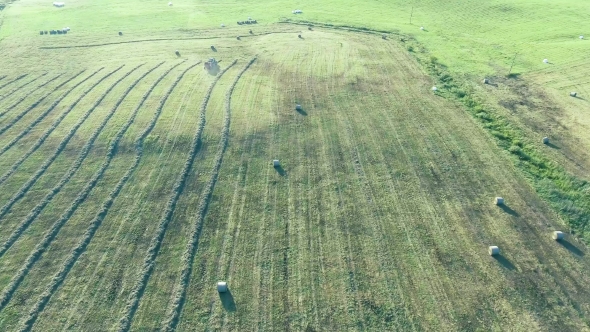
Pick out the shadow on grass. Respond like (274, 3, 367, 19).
(296, 107, 307, 116)
(499, 204, 519, 217)
(546, 142, 561, 150)
(506, 73, 521, 79)
(558, 239, 585, 257)
(493, 255, 516, 270)
(219, 290, 237, 312)
(274, 165, 287, 177)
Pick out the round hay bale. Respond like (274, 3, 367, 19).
(483, 78, 489, 84)
(382, 34, 387, 39)
(494, 197, 504, 205)
(488, 246, 500, 256)
(580, 35, 584, 40)
(309, 26, 313, 31)
(175, 50, 180, 56)
(221, 23, 225, 27)
(249, 29, 253, 34)
(296, 104, 302, 111)
(236, 36, 241, 40)
(431, 86, 437, 91)
(210, 45, 215, 50)
(273, 160, 280, 167)
(118, 31, 123, 36)
(217, 281, 228, 293)
(570, 92, 577, 97)
(44, 31, 48, 34)
(40, 31, 44, 35)
(543, 59, 549, 64)
(542, 137, 549, 144)
(553, 231, 564, 240)
(298, 34, 302, 38)
(168, 1, 172, 5)
(420, 26, 424, 30)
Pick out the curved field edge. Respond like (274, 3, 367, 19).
(116, 59, 237, 332)
(15, 61, 185, 332)
(163, 57, 256, 331)
(283, 21, 590, 246)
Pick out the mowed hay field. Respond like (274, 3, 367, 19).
(0, 1, 590, 332)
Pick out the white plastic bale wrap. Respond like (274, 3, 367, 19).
(489, 246, 500, 256)
(217, 281, 228, 293)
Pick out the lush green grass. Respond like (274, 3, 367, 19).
(0, 0, 589, 331)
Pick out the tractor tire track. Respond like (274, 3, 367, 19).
(0, 63, 154, 313)
(15, 62, 184, 332)
(163, 58, 255, 332)
(0, 65, 129, 228)
(0, 72, 82, 137)
(0, 69, 102, 158)
(116, 60, 236, 332)
(0, 73, 48, 103)
(0, 74, 64, 119)
(0, 74, 27, 93)
(0, 64, 160, 258)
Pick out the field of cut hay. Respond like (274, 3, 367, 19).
(0, 0, 589, 331)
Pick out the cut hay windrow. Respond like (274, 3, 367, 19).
(0, 69, 102, 158)
(15, 61, 186, 332)
(0, 72, 82, 137)
(0, 64, 163, 259)
(0, 74, 28, 93)
(0, 65, 133, 224)
(0, 63, 158, 312)
(0, 73, 48, 103)
(117, 59, 237, 332)
(0, 75, 6, 82)
(162, 57, 255, 332)
(0, 74, 64, 118)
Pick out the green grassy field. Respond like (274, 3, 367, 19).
(0, 0, 589, 331)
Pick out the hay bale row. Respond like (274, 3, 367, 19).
(162, 58, 254, 331)
(0, 70, 107, 258)
(17, 62, 181, 330)
(0, 65, 142, 312)
(237, 20, 257, 25)
(116, 61, 219, 332)
(45, 29, 69, 35)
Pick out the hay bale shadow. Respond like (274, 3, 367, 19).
(219, 290, 237, 312)
(558, 239, 585, 256)
(274, 165, 287, 176)
(499, 204, 519, 217)
(206, 66, 220, 76)
(546, 142, 561, 150)
(296, 107, 307, 116)
(493, 255, 516, 270)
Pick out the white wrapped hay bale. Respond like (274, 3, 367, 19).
(542, 137, 549, 144)
(553, 231, 564, 240)
(489, 246, 500, 256)
(217, 281, 228, 293)
(273, 160, 280, 167)
(495, 197, 504, 205)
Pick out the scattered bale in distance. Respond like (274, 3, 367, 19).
(298, 34, 302, 38)
(382, 34, 387, 39)
(252, 20, 257, 24)
(221, 23, 225, 27)
(175, 50, 180, 56)
(210, 45, 215, 50)
(542, 137, 549, 144)
(295, 104, 302, 111)
(570, 92, 577, 97)
(543, 59, 549, 64)
(309, 26, 313, 31)
(420, 26, 424, 30)
(580, 35, 584, 40)
(40, 31, 44, 35)
(248, 16, 251, 20)
(236, 36, 241, 40)
(63, 29, 68, 34)
(57, 29, 63, 34)
(237, 21, 242, 25)
(488, 246, 500, 256)
(168, 1, 172, 5)
(553, 231, 564, 240)
(249, 29, 253, 34)
(64, 27, 70, 31)
(495, 197, 504, 205)
(431, 86, 437, 91)
(119, 31, 123, 36)
(217, 282, 228, 293)
(483, 78, 489, 84)
(44, 31, 48, 34)
(273, 160, 280, 167)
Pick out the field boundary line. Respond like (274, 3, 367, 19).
(15, 61, 187, 332)
(0, 72, 83, 137)
(0, 73, 48, 103)
(163, 57, 255, 332)
(0, 74, 64, 116)
(0, 63, 157, 314)
(116, 60, 234, 332)
(0, 69, 102, 158)
(0, 65, 131, 225)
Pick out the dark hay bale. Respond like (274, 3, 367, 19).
(175, 50, 180, 56)
(249, 29, 253, 34)
(57, 29, 63, 34)
(483, 78, 489, 84)
(236, 36, 241, 40)
(210, 45, 215, 50)
(119, 31, 123, 36)
(298, 34, 302, 38)
(252, 20, 257, 24)
(237, 21, 242, 25)
(63, 29, 68, 34)
(382, 34, 387, 39)
(40, 31, 44, 35)
(308, 26, 313, 31)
